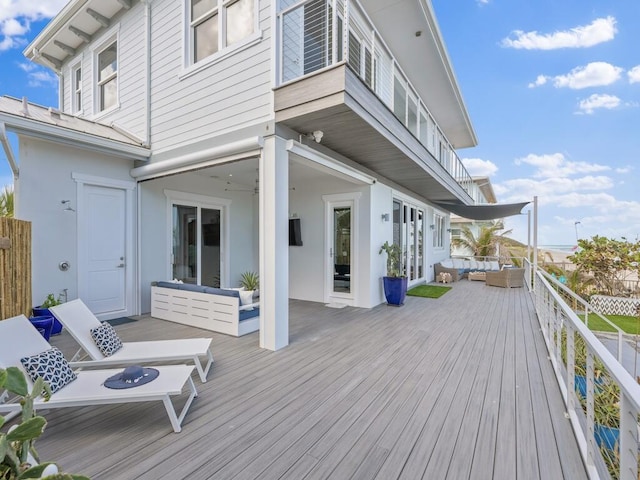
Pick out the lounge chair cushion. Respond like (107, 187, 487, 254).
(21, 347, 77, 394)
(90, 322, 124, 357)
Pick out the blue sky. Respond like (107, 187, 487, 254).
(0, 0, 638, 246)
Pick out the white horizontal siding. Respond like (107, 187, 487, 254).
(148, 0, 274, 154)
(94, 2, 146, 139)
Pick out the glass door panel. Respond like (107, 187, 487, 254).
(333, 206, 351, 293)
(172, 204, 222, 286)
(201, 208, 221, 287)
(172, 205, 197, 284)
(408, 207, 416, 281)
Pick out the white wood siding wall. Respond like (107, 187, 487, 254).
(148, 0, 273, 154)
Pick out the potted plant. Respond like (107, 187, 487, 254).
(0, 366, 88, 479)
(32, 294, 63, 335)
(239, 271, 259, 298)
(379, 241, 407, 306)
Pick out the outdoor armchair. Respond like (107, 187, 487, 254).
(485, 268, 526, 288)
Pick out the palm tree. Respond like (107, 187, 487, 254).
(0, 185, 13, 218)
(452, 224, 512, 258)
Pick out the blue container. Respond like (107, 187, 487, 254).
(383, 277, 408, 306)
(595, 424, 619, 451)
(29, 316, 54, 341)
(33, 307, 63, 335)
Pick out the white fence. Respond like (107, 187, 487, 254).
(591, 295, 640, 317)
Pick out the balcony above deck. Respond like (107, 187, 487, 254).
(275, 64, 473, 205)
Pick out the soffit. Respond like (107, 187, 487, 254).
(24, 0, 129, 69)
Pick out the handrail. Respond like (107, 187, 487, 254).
(276, 0, 473, 196)
(534, 268, 640, 480)
(538, 269, 624, 364)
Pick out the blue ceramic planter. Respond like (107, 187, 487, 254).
(29, 316, 54, 341)
(33, 307, 63, 335)
(383, 277, 408, 306)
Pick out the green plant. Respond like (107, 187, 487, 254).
(39, 294, 62, 309)
(0, 185, 13, 218)
(239, 271, 259, 291)
(0, 367, 88, 479)
(379, 242, 404, 278)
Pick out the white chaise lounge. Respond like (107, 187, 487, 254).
(50, 299, 214, 382)
(0, 315, 197, 433)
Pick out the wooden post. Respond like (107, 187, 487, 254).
(0, 218, 32, 319)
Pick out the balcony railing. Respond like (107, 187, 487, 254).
(276, 0, 474, 197)
(533, 265, 640, 480)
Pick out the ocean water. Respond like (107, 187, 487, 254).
(539, 245, 578, 253)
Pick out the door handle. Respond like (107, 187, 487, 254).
(117, 264, 125, 268)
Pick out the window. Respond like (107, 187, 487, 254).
(190, 0, 255, 64)
(433, 213, 445, 249)
(72, 65, 82, 113)
(97, 42, 117, 112)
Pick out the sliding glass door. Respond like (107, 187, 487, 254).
(172, 204, 222, 287)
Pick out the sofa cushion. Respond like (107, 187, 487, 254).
(239, 308, 260, 321)
(203, 287, 239, 298)
(488, 260, 500, 271)
(156, 281, 208, 293)
(441, 259, 453, 268)
(462, 260, 471, 269)
(476, 260, 486, 270)
(469, 259, 479, 270)
(452, 258, 464, 269)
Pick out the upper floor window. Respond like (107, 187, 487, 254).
(190, 0, 255, 64)
(72, 65, 82, 113)
(97, 42, 117, 112)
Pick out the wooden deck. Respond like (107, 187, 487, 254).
(41, 280, 586, 479)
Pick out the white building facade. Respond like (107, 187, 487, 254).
(1, 0, 478, 350)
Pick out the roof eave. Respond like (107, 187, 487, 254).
(0, 112, 150, 161)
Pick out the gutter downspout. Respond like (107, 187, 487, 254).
(0, 123, 19, 179)
(142, 0, 152, 147)
(57, 72, 64, 110)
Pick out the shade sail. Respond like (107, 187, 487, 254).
(434, 201, 530, 220)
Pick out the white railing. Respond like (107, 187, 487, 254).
(534, 267, 640, 480)
(277, 0, 473, 197)
(540, 269, 625, 366)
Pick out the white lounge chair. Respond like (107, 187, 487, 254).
(50, 299, 214, 382)
(0, 315, 197, 433)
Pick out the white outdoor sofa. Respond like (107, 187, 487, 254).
(434, 258, 502, 282)
(151, 282, 260, 337)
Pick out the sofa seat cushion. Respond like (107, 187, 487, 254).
(239, 308, 260, 321)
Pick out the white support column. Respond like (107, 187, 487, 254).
(259, 135, 289, 351)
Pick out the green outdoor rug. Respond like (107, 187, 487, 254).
(406, 284, 452, 299)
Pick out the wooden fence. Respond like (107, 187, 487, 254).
(0, 217, 32, 319)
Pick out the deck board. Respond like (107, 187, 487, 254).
(36, 280, 586, 479)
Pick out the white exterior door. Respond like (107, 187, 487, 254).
(81, 185, 127, 315)
(323, 193, 360, 306)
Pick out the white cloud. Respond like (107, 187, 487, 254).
(0, 1, 67, 52)
(528, 75, 548, 88)
(27, 70, 57, 87)
(513, 153, 610, 178)
(501, 16, 617, 50)
(577, 93, 621, 114)
(628, 66, 640, 84)
(555, 62, 622, 89)
(615, 166, 633, 174)
(530, 62, 623, 90)
(461, 158, 498, 177)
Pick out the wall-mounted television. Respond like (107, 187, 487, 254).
(289, 218, 303, 246)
